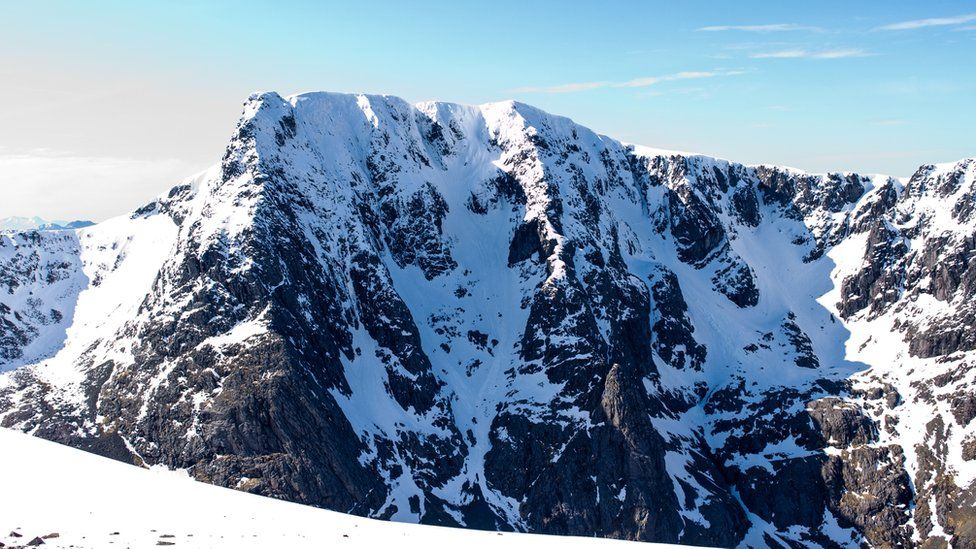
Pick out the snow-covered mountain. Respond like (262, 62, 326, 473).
(0, 91, 973, 548)
(0, 216, 94, 232)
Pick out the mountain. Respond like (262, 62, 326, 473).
(0, 427, 677, 549)
(0, 216, 95, 232)
(0, 91, 973, 548)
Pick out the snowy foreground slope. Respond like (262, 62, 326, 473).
(1, 91, 975, 547)
(0, 427, 677, 549)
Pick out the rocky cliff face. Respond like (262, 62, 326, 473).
(1, 91, 974, 548)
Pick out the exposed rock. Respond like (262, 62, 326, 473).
(953, 393, 976, 426)
(807, 398, 877, 447)
(837, 219, 906, 319)
(822, 445, 913, 547)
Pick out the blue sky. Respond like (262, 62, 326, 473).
(1, 1, 974, 220)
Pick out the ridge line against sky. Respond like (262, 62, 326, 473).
(0, 0, 973, 221)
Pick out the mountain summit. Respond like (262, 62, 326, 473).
(1, 91, 974, 547)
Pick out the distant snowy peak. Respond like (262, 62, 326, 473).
(0, 216, 94, 232)
(1, 90, 974, 548)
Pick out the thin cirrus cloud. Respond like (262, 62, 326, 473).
(511, 70, 745, 94)
(697, 23, 823, 33)
(877, 13, 976, 30)
(751, 48, 870, 59)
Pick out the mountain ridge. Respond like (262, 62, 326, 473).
(0, 216, 95, 232)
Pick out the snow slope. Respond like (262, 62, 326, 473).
(0, 427, 687, 549)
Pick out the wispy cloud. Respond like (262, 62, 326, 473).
(511, 70, 745, 94)
(751, 48, 870, 59)
(618, 71, 742, 88)
(697, 23, 823, 33)
(877, 13, 976, 30)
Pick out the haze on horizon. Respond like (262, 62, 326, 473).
(1, 0, 974, 222)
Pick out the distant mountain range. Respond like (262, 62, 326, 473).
(0, 91, 973, 547)
(0, 216, 94, 232)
